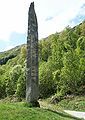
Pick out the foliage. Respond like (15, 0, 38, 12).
(6, 65, 23, 96)
(57, 96, 85, 112)
(15, 70, 26, 98)
(39, 61, 57, 98)
(39, 95, 85, 112)
(0, 21, 85, 99)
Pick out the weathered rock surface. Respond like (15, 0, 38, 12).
(26, 2, 39, 106)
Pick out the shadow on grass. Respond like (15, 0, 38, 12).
(47, 109, 82, 120)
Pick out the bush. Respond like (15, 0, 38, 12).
(15, 72, 26, 98)
(39, 61, 57, 98)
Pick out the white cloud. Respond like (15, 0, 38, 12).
(0, 0, 85, 42)
(0, 0, 28, 41)
(78, 4, 85, 16)
(35, 0, 85, 38)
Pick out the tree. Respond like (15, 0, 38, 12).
(51, 34, 63, 70)
(15, 72, 26, 98)
(39, 60, 57, 98)
(60, 50, 80, 95)
(39, 38, 52, 62)
(6, 65, 22, 96)
(76, 36, 85, 94)
(15, 66, 26, 98)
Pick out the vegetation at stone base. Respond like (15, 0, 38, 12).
(0, 102, 82, 120)
(0, 21, 85, 100)
(39, 96, 85, 112)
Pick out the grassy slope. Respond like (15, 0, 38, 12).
(39, 96, 85, 112)
(57, 96, 85, 112)
(0, 45, 21, 59)
(0, 102, 82, 120)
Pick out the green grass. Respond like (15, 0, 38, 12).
(0, 102, 82, 120)
(57, 96, 85, 112)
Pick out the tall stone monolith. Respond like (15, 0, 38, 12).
(26, 2, 39, 107)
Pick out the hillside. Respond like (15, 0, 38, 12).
(0, 21, 85, 101)
(0, 102, 81, 120)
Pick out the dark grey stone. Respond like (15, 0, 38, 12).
(26, 2, 39, 106)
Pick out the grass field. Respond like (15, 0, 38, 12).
(0, 102, 82, 120)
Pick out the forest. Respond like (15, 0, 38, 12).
(0, 21, 85, 101)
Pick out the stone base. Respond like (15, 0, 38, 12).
(25, 101, 40, 107)
(30, 101, 40, 107)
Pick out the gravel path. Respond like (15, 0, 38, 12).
(64, 110, 85, 119)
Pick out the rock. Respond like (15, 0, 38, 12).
(26, 2, 39, 107)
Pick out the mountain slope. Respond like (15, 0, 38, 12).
(0, 21, 85, 99)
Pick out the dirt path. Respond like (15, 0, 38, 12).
(39, 100, 85, 119)
(64, 110, 85, 119)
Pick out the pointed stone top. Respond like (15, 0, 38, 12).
(30, 2, 34, 9)
(28, 1, 37, 26)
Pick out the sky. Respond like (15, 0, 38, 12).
(0, 0, 85, 52)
